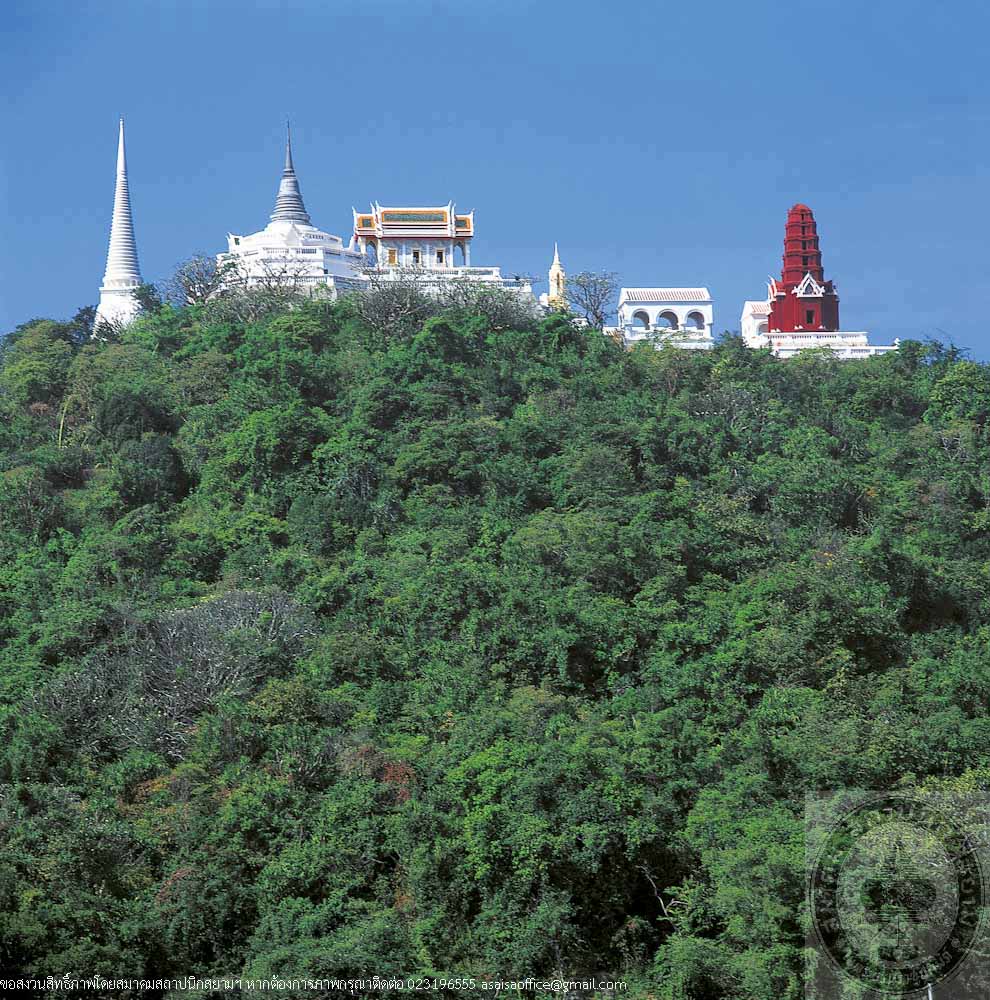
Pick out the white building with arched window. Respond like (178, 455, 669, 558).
(740, 299, 772, 346)
(609, 287, 715, 349)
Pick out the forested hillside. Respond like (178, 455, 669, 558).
(1, 294, 989, 998)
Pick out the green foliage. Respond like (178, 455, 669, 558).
(2, 299, 990, 997)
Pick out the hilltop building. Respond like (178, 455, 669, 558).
(353, 204, 532, 294)
(95, 119, 143, 329)
(768, 203, 839, 333)
(739, 300, 771, 343)
(354, 203, 473, 269)
(607, 288, 715, 349)
(86, 120, 905, 363)
(742, 204, 897, 359)
(217, 126, 365, 296)
(539, 244, 567, 310)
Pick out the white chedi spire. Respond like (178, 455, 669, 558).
(548, 242, 566, 307)
(95, 118, 143, 329)
(269, 122, 312, 225)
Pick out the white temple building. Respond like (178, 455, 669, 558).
(86, 123, 906, 363)
(95, 119, 143, 329)
(740, 299, 772, 344)
(353, 203, 533, 294)
(607, 288, 715, 349)
(217, 136, 534, 300)
(218, 126, 366, 296)
(740, 299, 899, 359)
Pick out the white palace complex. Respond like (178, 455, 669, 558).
(92, 122, 898, 359)
(212, 128, 530, 299)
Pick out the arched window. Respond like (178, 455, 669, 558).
(365, 241, 378, 267)
(631, 310, 650, 329)
(655, 311, 678, 330)
(757, 322, 768, 335)
(685, 311, 705, 330)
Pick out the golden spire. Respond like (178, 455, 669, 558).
(548, 243, 566, 308)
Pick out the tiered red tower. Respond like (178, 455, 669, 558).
(767, 204, 840, 333)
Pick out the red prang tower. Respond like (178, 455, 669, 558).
(767, 203, 840, 333)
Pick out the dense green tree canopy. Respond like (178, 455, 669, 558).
(1, 297, 989, 998)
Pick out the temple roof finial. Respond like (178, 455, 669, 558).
(270, 121, 311, 225)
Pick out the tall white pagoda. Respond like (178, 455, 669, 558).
(95, 118, 143, 329)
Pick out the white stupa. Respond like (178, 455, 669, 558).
(218, 125, 366, 295)
(95, 118, 143, 329)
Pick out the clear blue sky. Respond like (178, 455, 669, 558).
(2, 0, 989, 355)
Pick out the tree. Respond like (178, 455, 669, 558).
(0, 319, 76, 406)
(197, 257, 313, 324)
(162, 254, 235, 306)
(66, 306, 97, 343)
(567, 269, 620, 329)
(133, 283, 163, 315)
(7, 289, 990, 997)
(240, 256, 315, 298)
(928, 360, 990, 425)
(438, 277, 540, 332)
(348, 265, 439, 344)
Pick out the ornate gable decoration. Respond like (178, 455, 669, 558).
(793, 272, 825, 297)
(353, 202, 473, 240)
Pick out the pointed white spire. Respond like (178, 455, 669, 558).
(548, 242, 566, 308)
(270, 121, 312, 225)
(95, 118, 143, 328)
